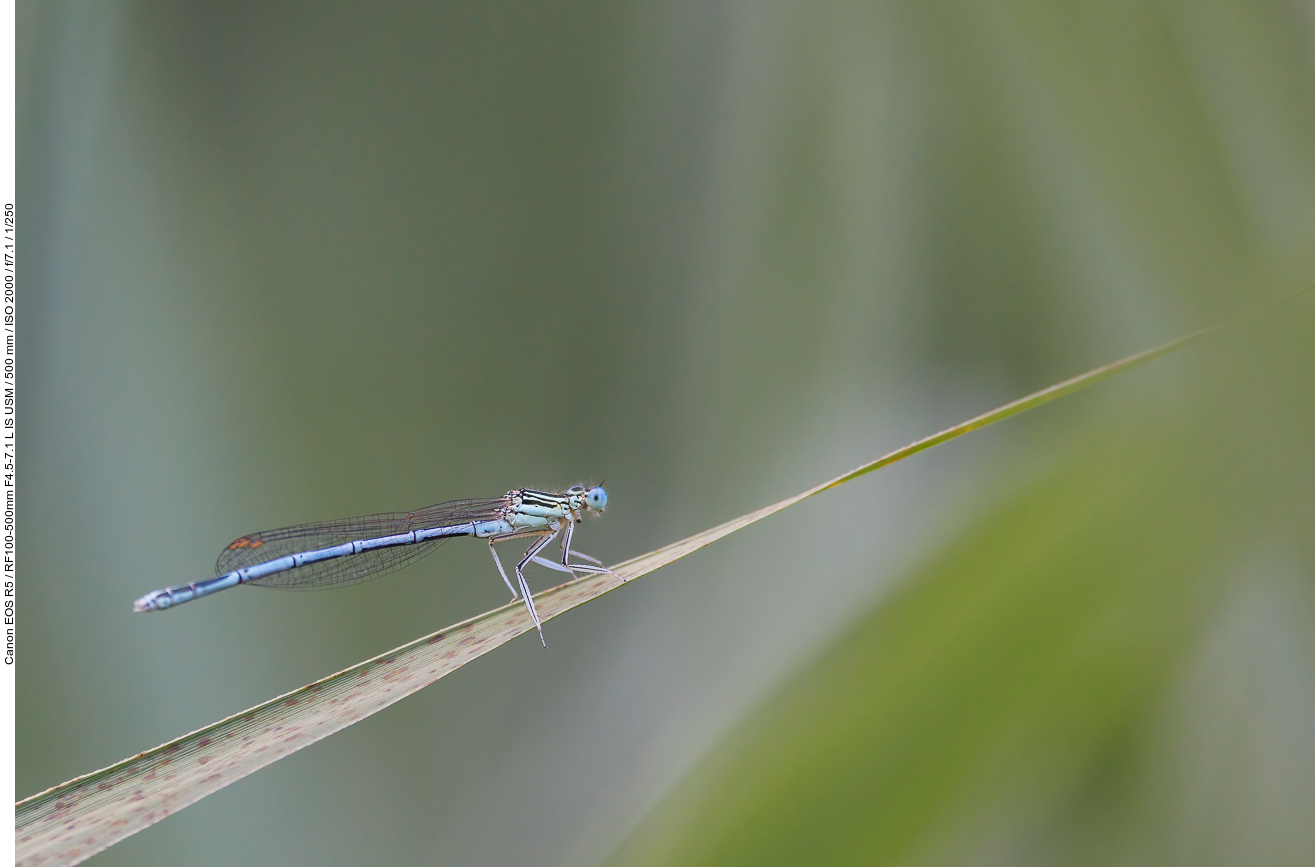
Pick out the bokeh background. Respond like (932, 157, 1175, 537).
(18, 1, 1315, 865)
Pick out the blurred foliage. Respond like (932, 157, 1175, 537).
(19, 0, 1315, 865)
(609, 311, 1315, 866)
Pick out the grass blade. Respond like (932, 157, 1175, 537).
(12, 313, 1238, 866)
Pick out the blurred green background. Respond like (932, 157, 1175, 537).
(18, 1, 1315, 865)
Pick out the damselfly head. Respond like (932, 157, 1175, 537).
(565, 484, 607, 513)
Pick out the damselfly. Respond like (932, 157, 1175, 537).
(133, 485, 615, 646)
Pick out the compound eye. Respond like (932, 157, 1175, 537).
(586, 487, 607, 511)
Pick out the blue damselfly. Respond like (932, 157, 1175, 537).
(133, 485, 614, 646)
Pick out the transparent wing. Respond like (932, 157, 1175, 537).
(214, 498, 507, 590)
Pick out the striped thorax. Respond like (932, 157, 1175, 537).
(471, 485, 608, 538)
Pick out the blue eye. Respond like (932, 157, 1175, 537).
(586, 487, 607, 510)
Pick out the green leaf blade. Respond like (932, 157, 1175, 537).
(20, 299, 1282, 867)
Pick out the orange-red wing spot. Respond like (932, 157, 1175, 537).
(250, 540, 263, 548)
(228, 538, 252, 550)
